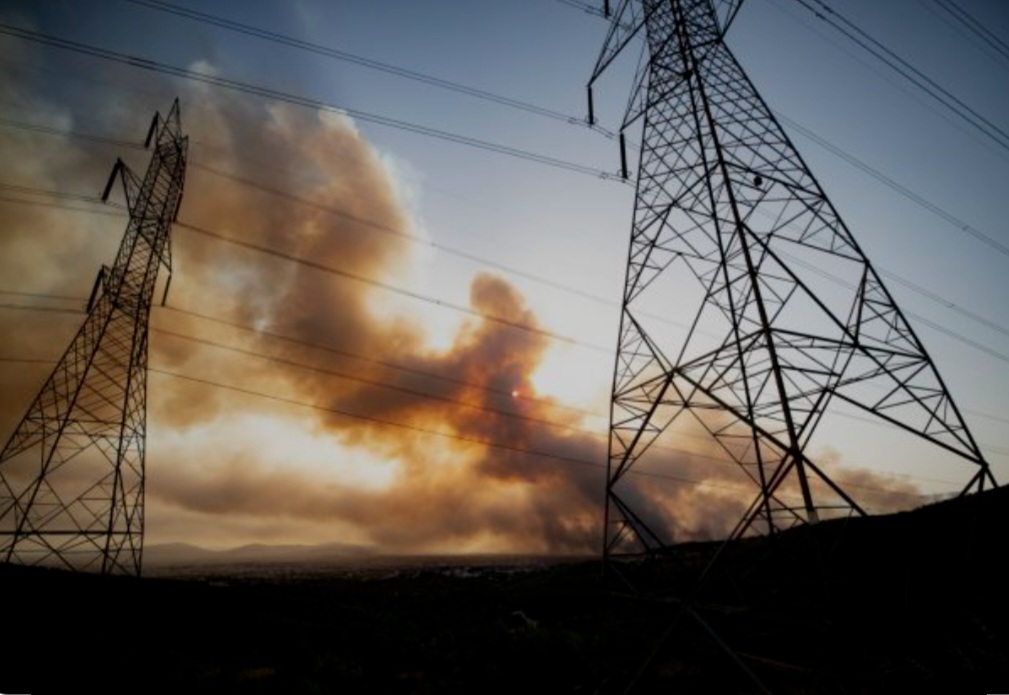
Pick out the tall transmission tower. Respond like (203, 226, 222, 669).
(0, 99, 187, 575)
(589, 0, 997, 558)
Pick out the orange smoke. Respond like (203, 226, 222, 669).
(0, 45, 923, 555)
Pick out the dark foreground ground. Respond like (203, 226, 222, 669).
(3, 486, 1009, 694)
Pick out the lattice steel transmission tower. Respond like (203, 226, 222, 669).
(0, 99, 187, 575)
(589, 1, 997, 558)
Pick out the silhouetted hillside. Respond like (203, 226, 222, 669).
(3, 486, 1007, 694)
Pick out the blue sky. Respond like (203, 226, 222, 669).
(0, 0, 1007, 550)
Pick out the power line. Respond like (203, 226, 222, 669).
(190, 162, 623, 308)
(7, 284, 984, 475)
(777, 111, 1009, 258)
(0, 348, 967, 508)
(0, 25, 992, 504)
(877, 268, 1009, 340)
(191, 191, 1009, 368)
(143, 362, 929, 500)
(0, 356, 55, 365)
(0, 353, 598, 476)
(930, 0, 1009, 66)
(125, 0, 617, 138)
(154, 304, 1009, 457)
(3, 127, 1008, 429)
(156, 321, 1009, 481)
(147, 336, 936, 498)
(5, 126, 1007, 354)
(158, 305, 601, 419)
(0, 116, 145, 151)
(777, 247, 1009, 366)
(4, 174, 1009, 368)
(11, 8, 998, 286)
(0, 286, 600, 420)
(147, 364, 791, 497)
(149, 321, 779, 476)
(9, 289, 1009, 442)
(0, 177, 611, 353)
(0, 290, 82, 302)
(0, 194, 124, 218)
(11, 150, 1009, 371)
(154, 323, 821, 480)
(190, 161, 692, 336)
(553, 0, 1009, 258)
(204, 147, 1009, 348)
(0, 117, 627, 309)
(152, 324, 598, 440)
(0, 303, 83, 315)
(172, 215, 1009, 366)
(0, 180, 109, 207)
(552, 0, 610, 20)
(791, 0, 1009, 154)
(0, 305, 992, 486)
(1, 344, 987, 500)
(173, 219, 612, 354)
(0, 291, 88, 315)
(0, 21, 623, 181)
(826, 399, 1009, 459)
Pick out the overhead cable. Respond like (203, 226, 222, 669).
(125, 0, 617, 137)
(792, 0, 1009, 154)
(0, 22, 623, 181)
(3, 178, 1007, 363)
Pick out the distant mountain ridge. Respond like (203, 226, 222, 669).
(144, 540, 377, 566)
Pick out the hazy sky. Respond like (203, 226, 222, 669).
(1, 0, 1007, 552)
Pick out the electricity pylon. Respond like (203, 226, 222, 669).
(0, 99, 187, 575)
(590, 0, 997, 559)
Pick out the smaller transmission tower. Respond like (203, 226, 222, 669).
(0, 99, 187, 575)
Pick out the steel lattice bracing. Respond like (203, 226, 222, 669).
(591, 1, 997, 557)
(0, 100, 187, 575)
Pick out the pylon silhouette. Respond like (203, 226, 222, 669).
(0, 99, 187, 575)
(589, 0, 997, 559)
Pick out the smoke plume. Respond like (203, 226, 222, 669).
(0, 39, 925, 555)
